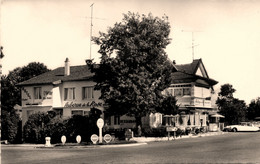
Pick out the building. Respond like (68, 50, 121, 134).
(162, 59, 221, 131)
(18, 58, 221, 131)
(18, 58, 105, 127)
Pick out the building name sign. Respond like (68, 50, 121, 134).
(64, 101, 103, 108)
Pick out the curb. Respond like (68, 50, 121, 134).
(132, 132, 227, 143)
(34, 142, 147, 149)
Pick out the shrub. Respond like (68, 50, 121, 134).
(143, 127, 167, 137)
(23, 108, 102, 144)
(1, 110, 21, 143)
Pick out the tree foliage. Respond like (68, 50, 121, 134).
(1, 62, 50, 143)
(23, 108, 101, 144)
(89, 12, 175, 127)
(247, 97, 260, 121)
(156, 94, 179, 115)
(216, 84, 246, 125)
(23, 112, 56, 143)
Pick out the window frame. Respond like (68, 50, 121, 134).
(64, 87, 75, 100)
(82, 86, 94, 100)
(34, 87, 42, 99)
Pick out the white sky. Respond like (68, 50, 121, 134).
(1, 0, 260, 104)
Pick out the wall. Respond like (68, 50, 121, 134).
(21, 85, 53, 107)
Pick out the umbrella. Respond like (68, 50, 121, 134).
(210, 114, 225, 118)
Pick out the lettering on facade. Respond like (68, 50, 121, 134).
(64, 101, 103, 108)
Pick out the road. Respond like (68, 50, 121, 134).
(2, 132, 260, 163)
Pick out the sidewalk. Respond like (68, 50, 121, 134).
(1, 131, 226, 148)
(132, 131, 227, 143)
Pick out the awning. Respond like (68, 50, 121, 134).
(210, 114, 225, 118)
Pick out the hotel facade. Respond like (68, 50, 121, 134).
(18, 58, 221, 131)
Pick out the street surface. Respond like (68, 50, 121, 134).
(2, 132, 260, 163)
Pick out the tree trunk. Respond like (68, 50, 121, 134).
(135, 116, 142, 137)
(135, 116, 142, 128)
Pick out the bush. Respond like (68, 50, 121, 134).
(64, 115, 91, 143)
(23, 112, 56, 143)
(23, 108, 102, 144)
(143, 127, 167, 137)
(1, 110, 21, 143)
(105, 129, 126, 140)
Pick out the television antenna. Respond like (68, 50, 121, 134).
(86, 3, 106, 60)
(89, 3, 94, 60)
(182, 30, 202, 61)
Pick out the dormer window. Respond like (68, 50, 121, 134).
(34, 87, 42, 99)
(64, 88, 75, 100)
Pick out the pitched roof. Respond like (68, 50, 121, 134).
(18, 58, 218, 87)
(18, 65, 93, 86)
(172, 59, 218, 86)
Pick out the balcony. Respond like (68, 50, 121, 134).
(177, 96, 212, 108)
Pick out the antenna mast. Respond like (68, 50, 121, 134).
(90, 3, 94, 60)
(182, 30, 201, 61)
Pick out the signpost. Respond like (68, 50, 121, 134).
(91, 134, 99, 144)
(166, 127, 177, 140)
(61, 135, 66, 145)
(97, 118, 104, 143)
(104, 134, 112, 143)
(76, 135, 81, 144)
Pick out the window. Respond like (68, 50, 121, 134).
(34, 87, 42, 99)
(174, 88, 182, 96)
(183, 88, 191, 96)
(114, 115, 120, 125)
(71, 110, 83, 116)
(82, 87, 94, 99)
(64, 88, 75, 100)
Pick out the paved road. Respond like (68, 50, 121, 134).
(2, 132, 260, 163)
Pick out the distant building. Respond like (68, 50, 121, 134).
(18, 58, 221, 131)
(162, 59, 221, 131)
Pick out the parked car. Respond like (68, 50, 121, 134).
(223, 122, 260, 132)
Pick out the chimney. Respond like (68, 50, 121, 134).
(65, 58, 70, 76)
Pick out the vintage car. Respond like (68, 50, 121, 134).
(224, 122, 260, 132)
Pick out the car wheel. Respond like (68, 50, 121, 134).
(232, 128, 237, 132)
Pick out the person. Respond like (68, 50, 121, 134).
(137, 125, 142, 137)
(125, 129, 132, 141)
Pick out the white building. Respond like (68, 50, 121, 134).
(18, 58, 221, 131)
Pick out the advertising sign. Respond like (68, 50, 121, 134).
(91, 134, 99, 144)
(166, 127, 177, 132)
(76, 135, 81, 143)
(104, 134, 112, 143)
(61, 135, 66, 145)
(97, 118, 104, 128)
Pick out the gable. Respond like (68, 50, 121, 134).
(193, 60, 209, 79)
(195, 63, 208, 78)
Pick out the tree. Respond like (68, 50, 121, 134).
(89, 12, 175, 127)
(156, 94, 179, 115)
(1, 62, 50, 143)
(216, 84, 247, 125)
(247, 97, 260, 121)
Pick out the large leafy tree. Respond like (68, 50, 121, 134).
(216, 84, 247, 125)
(156, 94, 179, 115)
(1, 62, 50, 143)
(247, 97, 260, 121)
(1, 62, 50, 112)
(89, 12, 175, 127)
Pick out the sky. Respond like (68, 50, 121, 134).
(1, 0, 260, 104)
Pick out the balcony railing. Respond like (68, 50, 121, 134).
(177, 96, 212, 108)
